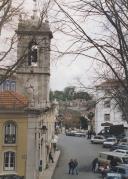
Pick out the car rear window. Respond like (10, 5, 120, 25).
(107, 139, 116, 142)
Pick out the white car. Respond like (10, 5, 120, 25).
(114, 149, 128, 155)
(74, 132, 86, 137)
(91, 135, 105, 144)
(103, 137, 117, 148)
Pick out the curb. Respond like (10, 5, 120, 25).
(51, 150, 61, 179)
(41, 150, 61, 179)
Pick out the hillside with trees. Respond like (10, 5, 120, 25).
(50, 86, 95, 129)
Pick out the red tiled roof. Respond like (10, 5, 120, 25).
(0, 91, 28, 109)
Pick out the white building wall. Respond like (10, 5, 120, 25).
(95, 87, 127, 134)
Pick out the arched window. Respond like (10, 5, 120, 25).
(4, 122, 16, 144)
(4, 151, 15, 171)
(28, 41, 38, 66)
(11, 82, 16, 91)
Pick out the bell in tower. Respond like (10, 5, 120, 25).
(16, 1, 53, 108)
(28, 40, 38, 66)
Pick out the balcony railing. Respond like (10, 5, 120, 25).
(4, 134, 16, 144)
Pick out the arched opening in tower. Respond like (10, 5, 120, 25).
(28, 40, 38, 66)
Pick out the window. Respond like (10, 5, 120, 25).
(104, 114, 110, 121)
(4, 151, 15, 171)
(6, 82, 10, 91)
(105, 89, 111, 95)
(104, 100, 110, 108)
(4, 122, 16, 144)
(11, 82, 16, 91)
(28, 41, 38, 66)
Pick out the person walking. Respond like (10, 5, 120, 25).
(74, 159, 79, 175)
(49, 151, 54, 163)
(68, 159, 75, 175)
(92, 158, 99, 172)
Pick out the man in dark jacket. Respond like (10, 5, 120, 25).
(49, 151, 54, 163)
(68, 159, 75, 175)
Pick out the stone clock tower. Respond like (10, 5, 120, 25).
(16, 12, 53, 108)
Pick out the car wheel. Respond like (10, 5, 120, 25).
(91, 141, 94, 144)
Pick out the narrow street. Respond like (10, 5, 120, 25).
(53, 134, 107, 179)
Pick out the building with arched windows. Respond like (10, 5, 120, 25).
(0, 91, 28, 177)
(0, 6, 58, 179)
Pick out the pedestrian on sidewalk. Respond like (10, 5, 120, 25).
(49, 151, 54, 163)
(74, 159, 79, 175)
(68, 159, 75, 175)
(92, 158, 99, 173)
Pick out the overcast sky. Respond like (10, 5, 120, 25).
(23, 0, 97, 91)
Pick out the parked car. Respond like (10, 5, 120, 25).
(110, 144, 128, 151)
(98, 151, 128, 167)
(91, 135, 105, 144)
(74, 131, 86, 137)
(103, 137, 117, 148)
(112, 165, 128, 179)
(65, 130, 76, 136)
(105, 173, 122, 179)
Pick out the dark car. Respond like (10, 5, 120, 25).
(110, 144, 128, 151)
(105, 173, 122, 179)
(111, 165, 128, 179)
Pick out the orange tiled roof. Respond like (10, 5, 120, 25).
(0, 91, 28, 109)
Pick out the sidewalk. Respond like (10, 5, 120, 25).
(40, 150, 60, 179)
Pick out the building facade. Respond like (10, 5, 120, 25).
(0, 8, 57, 179)
(95, 81, 128, 134)
(0, 89, 28, 178)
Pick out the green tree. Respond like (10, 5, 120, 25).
(73, 91, 92, 101)
(80, 116, 88, 129)
(64, 86, 75, 100)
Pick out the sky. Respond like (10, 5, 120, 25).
(0, 0, 98, 91)
(22, 0, 98, 91)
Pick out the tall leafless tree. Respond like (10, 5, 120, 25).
(52, 0, 128, 121)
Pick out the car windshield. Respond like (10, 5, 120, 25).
(106, 139, 115, 142)
(116, 150, 126, 153)
(119, 146, 128, 150)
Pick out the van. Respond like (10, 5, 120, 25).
(98, 151, 128, 165)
